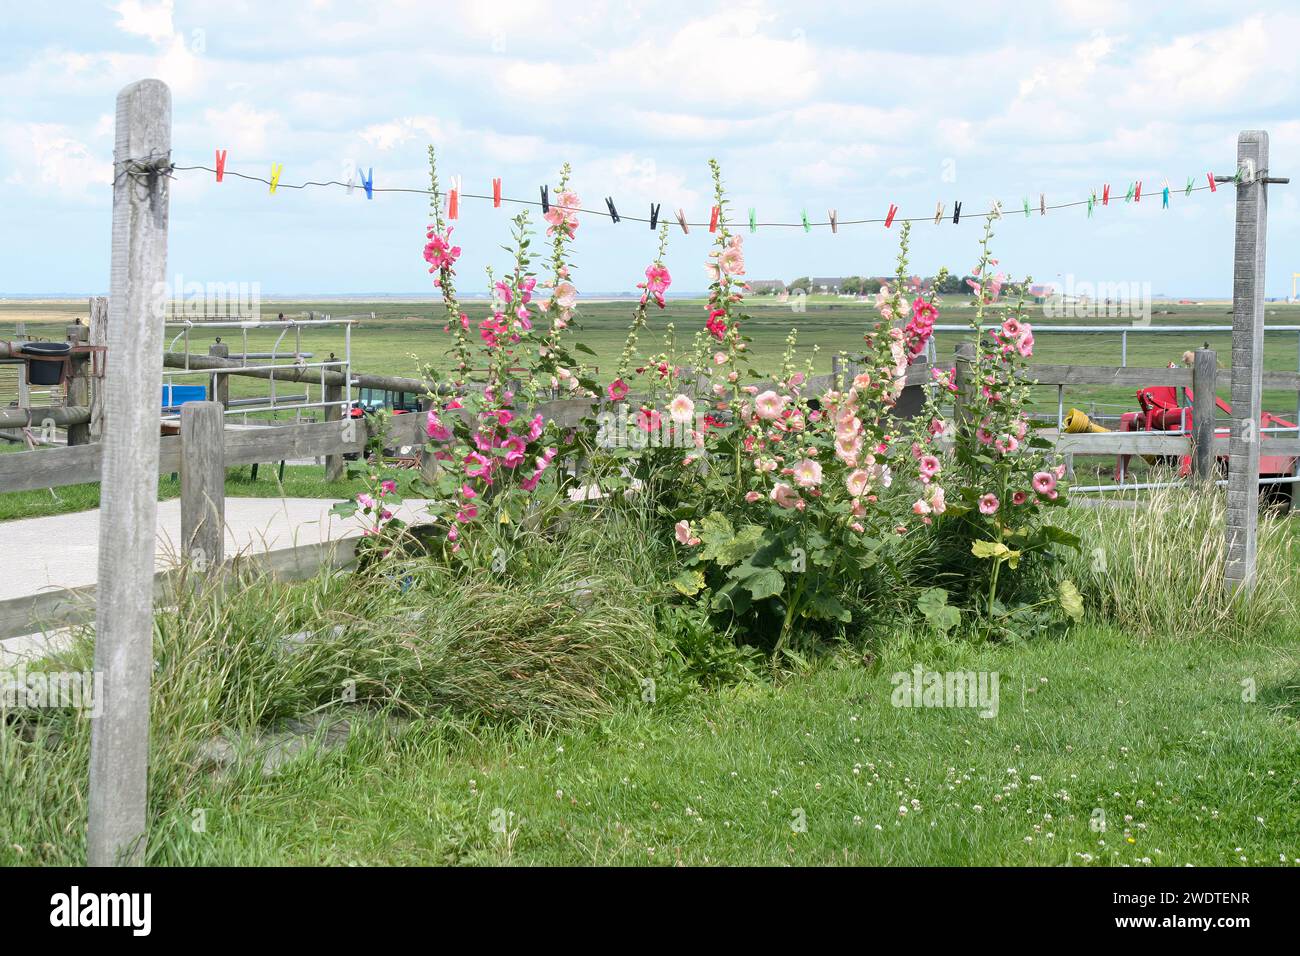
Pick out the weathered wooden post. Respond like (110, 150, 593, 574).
(88, 297, 108, 440)
(207, 341, 230, 407)
(952, 341, 977, 431)
(1191, 347, 1218, 483)
(65, 323, 91, 445)
(180, 401, 225, 570)
(1223, 131, 1274, 592)
(324, 378, 346, 481)
(87, 79, 171, 867)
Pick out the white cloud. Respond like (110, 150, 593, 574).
(110, 0, 176, 45)
(0, 123, 108, 197)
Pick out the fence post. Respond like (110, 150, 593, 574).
(181, 401, 225, 571)
(1191, 347, 1217, 483)
(88, 297, 108, 440)
(87, 79, 171, 867)
(324, 381, 346, 480)
(65, 323, 90, 445)
(952, 341, 977, 431)
(1223, 132, 1269, 593)
(207, 341, 229, 407)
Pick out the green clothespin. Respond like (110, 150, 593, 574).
(801, 209, 810, 232)
(1124, 182, 1135, 203)
(1185, 177, 1194, 196)
(1023, 197, 1030, 217)
(1162, 186, 1170, 209)
(1087, 192, 1095, 217)
(749, 208, 757, 233)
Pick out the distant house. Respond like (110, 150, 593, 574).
(749, 279, 787, 295)
(811, 277, 849, 293)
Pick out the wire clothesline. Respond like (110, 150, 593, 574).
(167, 160, 1235, 230)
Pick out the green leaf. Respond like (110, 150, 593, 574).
(1058, 579, 1084, 621)
(670, 569, 706, 596)
(574, 342, 598, 357)
(330, 502, 359, 517)
(743, 567, 785, 601)
(917, 587, 960, 633)
(806, 591, 852, 623)
(971, 540, 1021, 568)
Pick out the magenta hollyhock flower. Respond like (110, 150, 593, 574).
(1011, 490, 1029, 505)
(502, 435, 527, 468)
(978, 493, 1000, 515)
(607, 379, 630, 402)
(636, 408, 662, 432)
(423, 227, 461, 272)
(1032, 471, 1057, 495)
(426, 411, 452, 441)
(527, 414, 545, 441)
(644, 263, 671, 295)
(464, 452, 492, 478)
(357, 493, 375, 509)
(380, 479, 397, 495)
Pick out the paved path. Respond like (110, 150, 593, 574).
(0, 497, 431, 602)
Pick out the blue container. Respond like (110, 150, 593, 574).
(162, 384, 208, 410)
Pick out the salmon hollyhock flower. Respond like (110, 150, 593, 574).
(674, 520, 701, 546)
(1032, 471, 1057, 495)
(978, 493, 1000, 515)
(668, 394, 695, 425)
(846, 468, 871, 498)
(754, 390, 788, 421)
(791, 458, 823, 489)
(770, 482, 800, 509)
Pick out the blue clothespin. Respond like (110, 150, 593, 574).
(1162, 183, 1170, 209)
(359, 167, 373, 200)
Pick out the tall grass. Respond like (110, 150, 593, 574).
(1055, 483, 1297, 640)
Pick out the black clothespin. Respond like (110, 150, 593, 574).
(540, 185, 549, 213)
(606, 197, 620, 223)
(952, 201, 962, 225)
(649, 202, 660, 230)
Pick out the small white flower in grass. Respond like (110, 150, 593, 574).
(973, 805, 984, 813)
(873, 824, 883, 831)
(852, 815, 863, 826)
(555, 789, 563, 798)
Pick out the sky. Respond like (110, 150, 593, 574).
(2, 0, 1299, 298)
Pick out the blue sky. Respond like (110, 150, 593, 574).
(2, 0, 1298, 297)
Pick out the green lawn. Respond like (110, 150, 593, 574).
(154, 623, 1299, 866)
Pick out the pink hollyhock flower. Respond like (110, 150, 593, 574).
(455, 505, 478, 523)
(357, 493, 375, 509)
(919, 454, 941, 479)
(380, 479, 397, 495)
(493, 409, 515, 427)
(423, 227, 461, 272)
(464, 452, 492, 478)
(791, 458, 823, 489)
(713, 352, 728, 366)
(554, 281, 578, 311)
(607, 379, 629, 402)
(502, 435, 527, 468)
(461, 484, 478, 499)
(850, 521, 865, 533)
(1032, 471, 1057, 495)
(636, 408, 662, 432)
(706, 309, 728, 341)
(978, 493, 1000, 515)
(1017, 331, 1034, 357)
(1012, 490, 1029, 505)
(846, 468, 871, 497)
(976, 427, 995, 446)
(668, 394, 695, 425)
(644, 263, 671, 295)
(426, 411, 452, 442)
(1001, 318, 1022, 339)
(718, 236, 745, 276)
(674, 520, 700, 546)
(543, 190, 581, 234)
(527, 414, 545, 442)
(770, 483, 800, 509)
(994, 434, 1020, 454)
(744, 490, 762, 503)
(929, 485, 947, 514)
(1053, 463, 1067, 479)
(913, 498, 932, 515)
(754, 390, 788, 421)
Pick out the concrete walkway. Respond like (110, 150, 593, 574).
(0, 496, 431, 602)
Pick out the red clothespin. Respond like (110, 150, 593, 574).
(492, 178, 501, 208)
(1102, 183, 1110, 206)
(215, 149, 227, 183)
(1135, 180, 1142, 203)
(828, 209, 838, 234)
(884, 203, 898, 228)
(708, 205, 720, 233)
(448, 176, 461, 219)
(675, 209, 690, 234)
(1207, 172, 1217, 192)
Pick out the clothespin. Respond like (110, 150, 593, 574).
(541, 185, 549, 213)
(675, 209, 689, 234)
(828, 209, 838, 234)
(1039, 193, 1046, 215)
(800, 209, 810, 233)
(360, 167, 374, 200)
(990, 200, 1002, 220)
(1102, 183, 1110, 206)
(952, 201, 961, 225)
(448, 176, 460, 219)
(492, 178, 501, 208)
(884, 203, 898, 228)
(345, 166, 356, 196)
(269, 163, 283, 194)
(1207, 172, 1217, 193)
(748, 208, 756, 233)
(1135, 181, 1142, 203)
(1087, 192, 1095, 217)
(215, 149, 227, 183)
(709, 205, 720, 233)
(649, 203, 660, 230)
(1185, 177, 1194, 197)
(1023, 197, 1030, 218)
(1124, 182, 1134, 203)
(605, 197, 620, 223)
(934, 201, 944, 225)
(1161, 177, 1170, 209)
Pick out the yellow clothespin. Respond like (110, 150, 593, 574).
(269, 163, 284, 194)
(934, 201, 944, 225)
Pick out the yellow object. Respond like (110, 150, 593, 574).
(269, 163, 284, 194)
(1064, 408, 1109, 434)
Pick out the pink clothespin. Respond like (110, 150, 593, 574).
(1207, 172, 1217, 192)
(708, 205, 719, 233)
(884, 203, 898, 228)
(215, 149, 227, 183)
(492, 178, 501, 208)
(676, 209, 690, 234)
(448, 176, 461, 219)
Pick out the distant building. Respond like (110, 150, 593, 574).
(811, 277, 849, 293)
(749, 279, 786, 295)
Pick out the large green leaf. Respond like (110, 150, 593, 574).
(1058, 579, 1084, 621)
(743, 567, 786, 601)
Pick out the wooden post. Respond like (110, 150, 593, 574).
(1224, 132, 1269, 593)
(180, 401, 225, 569)
(952, 341, 977, 431)
(207, 341, 230, 407)
(1191, 347, 1217, 483)
(65, 324, 91, 445)
(87, 79, 171, 868)
(88, 297, 108, 440)
(324, 381, 345, 480)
